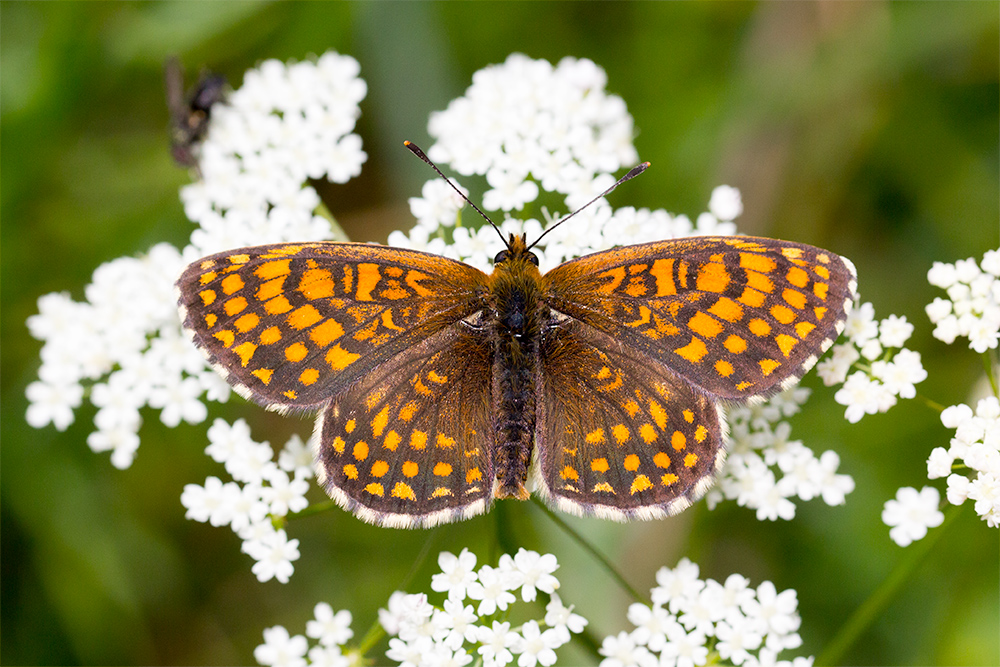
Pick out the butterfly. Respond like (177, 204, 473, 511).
(176, 146, 856, 528)
(164, 56, 226, 169)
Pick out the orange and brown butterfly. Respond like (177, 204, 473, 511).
(176, 143, 857, 528)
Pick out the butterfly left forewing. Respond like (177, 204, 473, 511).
(535, 316, 725, 519)
(542, 236, 856, 402)
(177, 242, 489, 413)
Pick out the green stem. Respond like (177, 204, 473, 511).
(914, 393, 946, 413)
(981, 352, 998, 398)
(313, 200, 350, 242)
(531, 498, 647, 604)
(354, 531, 439, 660)
(284, 499, 337, 521)
(816, 504, 963, 666)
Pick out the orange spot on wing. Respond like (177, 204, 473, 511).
(402, 461, 419, 477)
(741, 253, 777, 273)
(630, 475, 653, 494)
(787, 266, 809, 288)
(409, 429, 426, 448)
(365, 482, 384, 497)
(696, 262, 730, 293)
(684, 453, 699, 467)
(371, 460, 389, 477)
(288, 304, 323, 330)
(264, 295, 293, 315)
(355, 263, 380, 300)
(653, 452, 671, 468)
(783, 288, 807, 310)
(260, 327, 281, 345)
(708, 297, 743, 322)
(688, 312, 724, 338)
(639, 423, 658, 443)
(776, 333, 798, 357)
(252, 368, 273, 384)
(676, 337, 708, 363)
(433, 462, 452, 476)
(233, 341, 256, 367)
(326, 344, 360, 370)
(623, 454, 640, 471)
(310, 319, 345, 347)
(299, 368, 319, 385)
(651, 258, 676, 295)
(256, 259, 291, 280)
(724, 335, 747, 353)
(672, 431, 687, 450)
(235, 312, 259, 333)
(560, 465, 579, 480)
(715, 359, 734, 377)
(372, 406, 390, 437)
(591, 458, 609, 472)
(343, 463, 358, 479)
(353, 441, 368, 460)
(299, 269, 335, 300)
(224, 296, 246, 316)
(737, 287, 766, 308)
(285, 342, 308, 362)
(759, 359, 781, 376)
(612, 424, 630, 444)
(748, 318, 771, 337)
(770, 304, 796, 324)
(221, 274, 244, 295)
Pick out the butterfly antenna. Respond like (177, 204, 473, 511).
(404, 141, 507, 246)
(527, 161, 650, 251)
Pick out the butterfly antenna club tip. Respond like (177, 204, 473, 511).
(404, 141, 505, 245)
(528, 160, 651, 250)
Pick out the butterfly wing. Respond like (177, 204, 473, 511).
(534, 317, 725, 519)
(316, 320, 494, 527)
(177, 242, 490, 413)
(542, 236, 857, 401)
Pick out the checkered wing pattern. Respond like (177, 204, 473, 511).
(177, 242, 489, 413)
(315, 323, 494, 528)
(535, 318, 724, 519)
(542, 236, 857, 402)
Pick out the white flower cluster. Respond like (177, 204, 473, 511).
(881, 486, 945, 547)
(599, 558, 810, 667)
(25, 244, 221, 468)
(180, 52, 367, 256)
(180, 419, 314, 583)
(255, 603, 355, 667)
(706, 387, 855, 521)
(390, 54, 739, 274)
(427, 54, 638, 212)
(816, 302, 927, 423)
(925, 249, 1000, 353)
(929, 397, 1000, 527)
(25, 51, 365, 467)
(380, 548, 586, 667)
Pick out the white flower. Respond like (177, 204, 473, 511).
(261, 468, 310, 517)
(467, 564, 517, 616)
(254, 626, 308, 667)
(878, 314, 914, 348)
(708, 185, 743, 221)
(507, 548, 560, 602)
(882, 486, 945, 547)
(511, 620, 562, 667)
(244, 528, 300, 583)
(659, 624, 709, 667)
(476, 621, 519, 667)
(835, 372, 886, 423)
(743, 581, 801, 650)
(599, 630, 656, 667)
(545, 593, 588, 643)
(306, 603, 353, 647)
(409, 178, 467, 228)
(926, 447, 954, 479)
(431, 548, 479, 601)
(25, 380, 83, 431)
(715, 616, 763, 666)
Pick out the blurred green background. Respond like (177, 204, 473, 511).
(3, 2, 998, 665)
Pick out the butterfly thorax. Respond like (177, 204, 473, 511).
(488, 235, 548, 500)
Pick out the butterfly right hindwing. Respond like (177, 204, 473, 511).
(534, 316, 725, 520)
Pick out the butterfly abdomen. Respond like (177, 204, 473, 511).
(489, 246, 546, 500)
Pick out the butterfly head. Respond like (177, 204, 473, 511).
(493, 234, 539, 267)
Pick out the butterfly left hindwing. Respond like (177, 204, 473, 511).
(316, 321, 494, 528)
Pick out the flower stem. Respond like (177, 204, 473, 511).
(816, 503, 963, 666)
(354, 531, 439, 659)
(914, 393, 946, 413)
(982, 352, 998, 398)
(285, 499, 337, 521)
(531, 498, 648, 604)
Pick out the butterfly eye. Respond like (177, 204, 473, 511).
(494, 250, 509, 264)
(527, 253, 539, 267)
